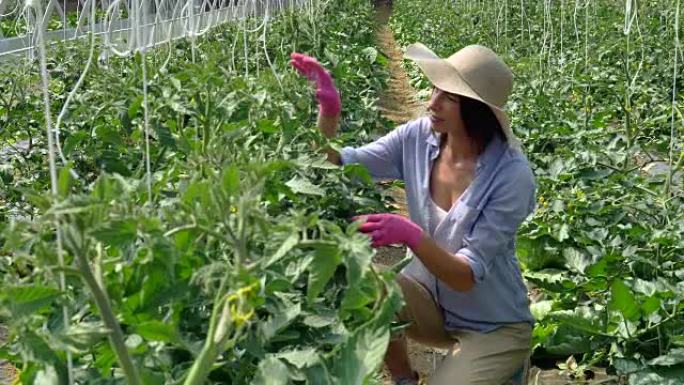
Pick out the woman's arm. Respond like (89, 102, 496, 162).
(356, 214, 474, 291)
(456, 161, 536, 283)
(290, 53, 343, 165)
(412, 236, 475, 291)
(317, 114, 341, 165)
(291, 52, 408, 178)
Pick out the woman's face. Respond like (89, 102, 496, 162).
(428, 86, 464, 134)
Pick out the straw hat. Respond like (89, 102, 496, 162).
(405, 43, 520, 149)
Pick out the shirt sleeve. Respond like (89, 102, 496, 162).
(456, 160, 536, 283)
(339, 122, 410, 181)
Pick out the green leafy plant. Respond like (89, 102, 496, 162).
(0, 0, 403, 383)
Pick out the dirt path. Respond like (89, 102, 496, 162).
(371, 1, 449, 383)
(0, 325, 16, 385)
(374, 2, 423, 124)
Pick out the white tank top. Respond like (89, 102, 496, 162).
(428, 196, 449, 236)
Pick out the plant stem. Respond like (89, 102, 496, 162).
(184, 275, 231, 385)
(75, 249, 142, 385)
(183, 341, 219, 385)
(665, 151, 684, 197)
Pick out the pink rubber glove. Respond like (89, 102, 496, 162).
(353, 213, 424, 250)
(290, 52, 342, 117)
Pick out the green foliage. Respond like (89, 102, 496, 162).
(392, 0, 683, 381)
(0, 0, 402, 383)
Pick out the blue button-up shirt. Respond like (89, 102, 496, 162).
(341, 117, 535, 332)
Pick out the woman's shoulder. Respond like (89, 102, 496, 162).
(496, 145, 535, 186)
(395, 116, 432, 141)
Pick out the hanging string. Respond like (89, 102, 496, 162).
(666, 0, 681, 197)
(53, 0, 100, 180)
(134, 0, 153, 200)
(28, 0, 74, 382)
(158, 0, 184, 73)
(560, 0, 564, 66)
(261, 0, 284, 91)
(103, 0, 133, 56)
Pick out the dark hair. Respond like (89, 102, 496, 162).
(459, 96, 506, 151)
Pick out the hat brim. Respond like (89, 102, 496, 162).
(405, 43, 520, 149)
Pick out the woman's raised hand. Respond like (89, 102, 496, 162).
(290, 52, 341, 117)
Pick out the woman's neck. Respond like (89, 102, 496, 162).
(441, 131, 481, 164)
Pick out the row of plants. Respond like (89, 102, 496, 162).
(391, 0, 683, 383)
(0, 5, 117, 38)
(0, 0, 403, 384)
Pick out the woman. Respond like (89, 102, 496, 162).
(290, 43, 535, 385)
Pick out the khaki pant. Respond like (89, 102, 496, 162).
(396, 273, 532, 385)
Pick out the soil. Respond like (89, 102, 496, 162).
(369, 1, 620, 384)
(0, 325, 15, 384)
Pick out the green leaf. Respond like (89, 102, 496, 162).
(613, 358, 644, 374)
(63, 131, 89, 156)
(341, 284, 373, 311)
(34, 365, 58, 385)
(335, 325, 390, 385)
(563, 247, 589, 274)
(257, 119, 278, 133)
(59, 322, 110, 351)
(671, 336, 684, 347)
(304, 363, 333, 385)
(285, 176, 325, 196)
(586, 257, 608, 277)
(135, 321, 180, 343)
(633, 279, 657, 296)
(302, 311, 337, 328)
(90, 219, 138, 246)
(343, 164, 373, 184)
(261, 303, 301, 341)
(252, 356, 290, 385)
(610, 279, 640, 321)
(170, 77, 182, 91)
(155, 122, 176, 148)
(544, 324, 592, 355)
(277, 348, 319, 369)
(265, 233, 299, 268)
(2, 286, 61, 317)
(222, 165, 240, 196)
(557, 224, 570, 242)
(647, 348, 684, 366)
(641, 295, 661, 316)
(307, 243, 342, 301)
(550, 307, 603, 334)
(128, 95, 144, 119)
(525, 270, 576, 292)
(628, 370, 682, 385)
(530, 300, 554, 321)
(361, 47, 378, 63)
(183, 180, 210, 205)
(58, 165, 72, 198)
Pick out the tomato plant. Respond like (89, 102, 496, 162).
(0, 1, 404, 384)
